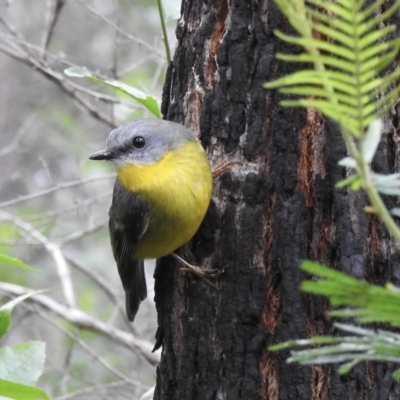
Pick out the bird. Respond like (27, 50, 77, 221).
(89, 118, 213, 321)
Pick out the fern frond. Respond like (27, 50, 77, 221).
(265, 0, 400, 137)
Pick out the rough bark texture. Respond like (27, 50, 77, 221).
(154, 1, 400, 399)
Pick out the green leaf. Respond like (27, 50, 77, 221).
(300, 261, 400, 326)
(350, 177, 363, 191)
(338, 360, 359, 375)
(0, 342, 46, 386)
(305, 0, 354, 21)
(0, 311, 11, 340)
(301, 261, 357, 284)
(393, 369, 400, 380)
(305, 7, 353, 35)
(272, 322, 400, 377)
(279, 86, 356, 106)
(371, 172, 400, 195)
(361, 119, 382, 163)
(0, 292, 43, 339)
(358, 25, 395, 49)
(275, 52, 355, 73)
(266, 0, 400, 138)
(310, 23, 355, 48)
(267, 0, 400, 380)
(0, 254, 35, 271)
(362, 0, 400, 30)
(0, 378, 49, 400)
(64, 67, 161, 118)
(162, 0, 181, 19)
(336, 174, 360, 188)
(338, 157, 357, 168)
(273, 31, 356, 61)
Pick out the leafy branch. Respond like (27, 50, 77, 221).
(270, 261, 400, 378)
(64, 67, 161, 118)
(265, 0, 400, 242)
(266, 0, 400, 377)
(300, 261, 400, 326)
(0, 290, 49, 400)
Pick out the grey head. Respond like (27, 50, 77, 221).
(89, 119, 197, 168)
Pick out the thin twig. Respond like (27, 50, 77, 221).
(0, 37, 117, 127)
(0, 282, 160, 365)
(0, 240, 41, 246)
(0, 32, 76, 67)
(57, 219, 108, 245)
(1, 217, 108, 248)
(54, 381, 135, 400)
(0, 13, 24, 41)
(0, 112, 37, 158)
(64, 252, 119, 304)
(0, 33, 141, 110)
(63, 252, 139, 332)
(41, 0, 65, 57)
(0, 173, 115, 208)
(76, 0, 164, 58)
(116, 53, 154, 79)
(59, 338, 74, 395)
(32, 305, 143, 386)
(156, 0, 171, 63)
(0, 211, 76, 308)
(20, 191, 111, 221)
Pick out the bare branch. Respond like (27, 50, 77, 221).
(76, 0, 165, 59)
(32, 305, 144, 386)
(0, 31, 135, 106)
(0, 33, 144, 111)
(41, 0, 65, 56)
(21, 191, 111, 221)
(0, 13, 23, 39)
(54, 381, 134, 400)
(0, 240, 41, 246)
(0, 112, 37, 158)
(0, 282, 160, 366)
(57, 219, 108, 245)
(0, 211, 76, 308)
(0, 31, 75, 67)
(116, 53, 154, 79)
(0, 173, 115, 208)
(63, 252, 140, 333)
(64, 252, 119, 304)
(4, 221, 109, 245)
(0, 30, 117, 127)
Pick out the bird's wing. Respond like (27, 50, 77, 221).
(108, 178, 151, 321)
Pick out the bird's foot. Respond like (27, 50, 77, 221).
(172, 253, 225, 289)
(212, 161, 242, 178)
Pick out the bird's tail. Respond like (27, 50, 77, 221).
(125, 259, 147, 321)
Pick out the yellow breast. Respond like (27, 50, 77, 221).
(117, 141, 213, 259)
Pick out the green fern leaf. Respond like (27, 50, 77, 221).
(265, 0, 400, 137)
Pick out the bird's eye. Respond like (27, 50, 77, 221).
(132, 136, 145, 149)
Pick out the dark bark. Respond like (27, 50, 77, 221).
(154, 1, 400, 399)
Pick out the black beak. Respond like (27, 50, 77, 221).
(89, 150, 113, 161)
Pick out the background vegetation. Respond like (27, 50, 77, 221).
(3, 0, 400, 398)
(0, 0, 177, 398)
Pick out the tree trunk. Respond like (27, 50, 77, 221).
(154, 1, 400, 399)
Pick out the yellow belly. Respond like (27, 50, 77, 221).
(117, 141, 213, 259)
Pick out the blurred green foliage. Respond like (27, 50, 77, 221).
(0, 0, 174, 397)
(267, 0, 400, 377)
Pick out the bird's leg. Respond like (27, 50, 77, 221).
(171, 161, 235, 287)
(172, 253, 225, 288)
